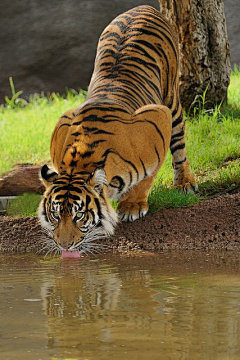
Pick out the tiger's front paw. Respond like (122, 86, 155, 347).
(117, 201, 149, 222)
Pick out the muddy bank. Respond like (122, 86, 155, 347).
(0, 190, 240, 254)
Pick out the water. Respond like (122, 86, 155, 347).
(0, 252, 240, 360)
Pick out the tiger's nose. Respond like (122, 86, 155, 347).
(60, 242, 73, 250)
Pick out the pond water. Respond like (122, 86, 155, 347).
(0, 251, 240, 360)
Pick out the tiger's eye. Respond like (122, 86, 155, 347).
(51, 211, 59, 221)
(75, 212, 84, 221)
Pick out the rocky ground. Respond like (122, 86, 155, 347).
(1, 189, 240, 254)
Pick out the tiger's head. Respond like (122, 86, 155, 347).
(38, 165, 118, 255)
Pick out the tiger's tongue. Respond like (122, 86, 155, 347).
(61, 250, 81, 259)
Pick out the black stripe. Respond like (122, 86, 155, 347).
(72, 131, 81, 137)
(82, 126, 98, 133)
(137, 108, 158, 115)
(110, 176, 125, 192)
(71, 146, 77, 158)
(85, 160, 105, 168)
(94, 198, 102, 219)
(171, 129, 185, 140)
(172, 115, 184, 128)
(123, 56, 160, 79)
(113, 71, 157, 103)
(93, 129, 115, 135)
(87, 139, 106, 149)
(68, 193, 81, 200)
(146, 120, 165, 152)
(85, 195, 91, 210)
(77, 106, 130, 116)
(53, 185, 83, 193)
(134, 39, 163, 62)
(43, 198, 48, 222)
(112, 20, 128, 34)
(71, 180, 86, 186)
(53, 187, 68, 194)
(172, 107, 178, 118)
(132, 27, 178, 60)
(61, 115, 72, 120)
(129, 171, 133, 187)
(170, 129, 185, 147)
(81, 151, 94, 159)
(120, 68, 162, 100)
(123, 42, 157, 63)
(170, 137, 180, 147)
(101, 48, 119, 59)
(112, 79, 148, 105)
(140, 158, 147, 177)
(72, 120, 81, 126)
(74, 114, 127, 126)
(100, 31, 121, 42)
(58, 123, 71, 130)
(69, 186, 84, 193)
(70, 160, 77, 167)
(113, 151, 139, 181)
(170, 144, 185, 154)
(119, 14, 134, 25)
(129, 17, 172, 37)
(53, 180, 68, 185)
(55, 194, 66, 200)
(155, 146, 160, 164)
(174, 157, 187, 166)
(101, 148, 113, 159)
(91, 83, 142, 106)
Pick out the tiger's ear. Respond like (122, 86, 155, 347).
(88, 168, 108, 194)
(40, 165, 58, 188)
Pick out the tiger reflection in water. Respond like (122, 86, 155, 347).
(40, 259, 159, 355)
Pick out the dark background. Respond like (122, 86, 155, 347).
(0, 0, 238, 103)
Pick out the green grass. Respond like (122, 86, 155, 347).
(148, 185, 200, 213)
(1, 68, 240, 216)
(155, 66, 240, 198)
(0, 86, 86, 174)
(6, 193, 42, 217)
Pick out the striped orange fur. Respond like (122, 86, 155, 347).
(38, 5, 197, 255)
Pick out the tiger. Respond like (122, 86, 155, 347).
(38, 4, 197, 255)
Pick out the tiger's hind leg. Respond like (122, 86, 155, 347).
(117, 174, 156, 222)
(170, 106, 197, 193)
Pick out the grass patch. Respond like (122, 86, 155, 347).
(154, 66, 240, 199)
(0, 85, 86, 174)
(1, 68, 240, 215)
(149, 185, 200, 213)
(6, 193, 42, 217)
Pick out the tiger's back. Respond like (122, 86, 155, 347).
(88, 5, 179, 111)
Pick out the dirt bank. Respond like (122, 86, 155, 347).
(1, 190, 240, 254)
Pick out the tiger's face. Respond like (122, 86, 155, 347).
(38, 165, 118, 255)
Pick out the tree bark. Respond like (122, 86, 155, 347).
(159, 0, 231, 110)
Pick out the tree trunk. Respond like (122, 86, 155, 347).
(159, 0, 231, 110)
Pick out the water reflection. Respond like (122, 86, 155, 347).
(0, 252, 240, 360)
(41, 259, 157, 358)
(39, 254, 240, 359)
